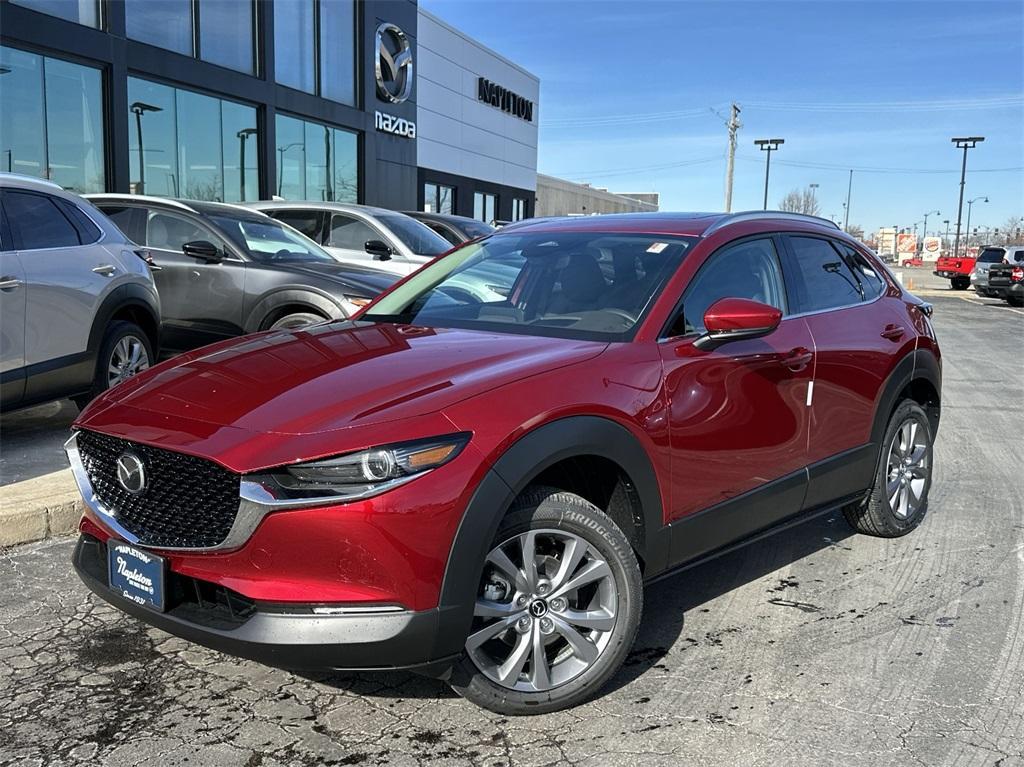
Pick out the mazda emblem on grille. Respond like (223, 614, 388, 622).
(115, 452, 147, 495)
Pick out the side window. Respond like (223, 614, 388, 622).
(839, 243, 885, 299)
(1012, 250, 1024, 263)
(2, 190, 81, 250)
(145, 210, 221, 253)
(787, 236, 864, 313)
(55, 199, 102, 244)
(426, 221, 461, 247)
(270, 210, 324, 242)
(670, 238, 786, 336)
(328, 214, 380, 250)
(97, 205, 146, 244)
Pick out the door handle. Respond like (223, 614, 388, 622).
(881, 324, 905, 341)
(0, 276, 22, 291)
(92, 264, 117, 277)
(782, 346, 813, 371)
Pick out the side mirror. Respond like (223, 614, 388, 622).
(693, 297, 782, 351)
(182, 240, 223, 263)
(364, 240, 393, 261)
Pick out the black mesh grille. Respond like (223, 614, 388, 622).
(77, 430, 241, 549)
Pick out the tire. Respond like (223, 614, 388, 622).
(951, 277, 970, 290)
(267, 311, 324, 331)
(74, 321, 153, 410)
(843, 400, 933, 537)
(449, 487, 642, 715)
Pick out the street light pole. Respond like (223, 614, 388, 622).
(951, 136, 985, 258)
(754, 138, 784, 210)
(236, 128, 257, 201)
(843, 169, 853, 230)
(130, 102, 163, 194)
(920, 209, 939, 255)
(276, 142, 304, 197)
(964, 196, 987, 257)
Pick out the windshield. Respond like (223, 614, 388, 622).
(209, 214, 335, 263)
(378, 213, 452, 256)
(978, 248, 1006, 264)
(362, 231, 695, 341)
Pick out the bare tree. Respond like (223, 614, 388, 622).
(845, 224, 865, 241)
(778, 187, 821, 216)
(1002, 216, 1024, 242)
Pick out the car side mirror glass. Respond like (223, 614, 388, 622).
(364, 240, 393, 261)
(694, 297, 782, 351)
(182, 240, 223, 263)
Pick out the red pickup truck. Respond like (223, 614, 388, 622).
(933, 255, 974, 289)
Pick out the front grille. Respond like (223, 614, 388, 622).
(77, 430, 241, 548)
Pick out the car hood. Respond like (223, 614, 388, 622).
(84, 323, 607, 436)
(273, 261, 401, 297)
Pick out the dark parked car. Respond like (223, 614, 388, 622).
(88, 195, 398, 352)
(404, 210, 496, 246)
(987, 261, 1024, 306)
(69, 211, 940, 715)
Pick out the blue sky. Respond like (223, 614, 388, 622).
(421, 0, 1024, 236)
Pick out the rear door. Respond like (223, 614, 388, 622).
(0, 206, 26, 407)
(264, 208, 327, 244)
(659, 235, 813, 557)
(780, 235, 905, 507)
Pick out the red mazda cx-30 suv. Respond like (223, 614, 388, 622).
(69, 211, 940, 714)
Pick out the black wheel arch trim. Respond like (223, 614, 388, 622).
(87, 283, 161, 358)
(432, 415, 668, 661)
(870, 348, 941, 450)
(244, 288, 347, 333)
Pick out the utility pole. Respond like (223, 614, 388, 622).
(754, 138, 784, 210)
(843, 169, 853, 230)
(723, 103, 741, 212)
(951, 136, 984, 258)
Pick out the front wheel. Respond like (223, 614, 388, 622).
(449, 488, 642, 715)
(267, 311, 324, 331)
(843, 400, 933, 537)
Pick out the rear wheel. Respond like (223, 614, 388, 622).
(449, 487, 642, 715)
(951, 276, 971, 290)
(843, 400, 933, 537)
(74, 321, 152, 410)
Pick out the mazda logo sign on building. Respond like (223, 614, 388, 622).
(115, 453, 147, 495)
(375, 22, 413, 104)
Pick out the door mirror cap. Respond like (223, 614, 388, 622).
(694, 297, 782, 351)
(182, 240, 223, 263)
(364, 240, 393, 261)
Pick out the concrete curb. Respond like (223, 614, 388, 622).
(0, 469, 82, 548)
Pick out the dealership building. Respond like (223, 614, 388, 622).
(0, 0, 540, 223)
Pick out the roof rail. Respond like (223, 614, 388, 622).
(703, 210, 840, 237)
(83, 193, 197, 213)
(0, 172, 63, 190)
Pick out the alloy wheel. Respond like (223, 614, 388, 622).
(886, 418, 929, 519)
(107, 336, 150, 387)
(467, 529, 618, 692)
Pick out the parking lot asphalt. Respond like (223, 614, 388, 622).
(1, 272, 1023, 767)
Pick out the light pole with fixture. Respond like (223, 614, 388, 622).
(951, 136, 985, 257)
(964, 196, 987, 255)
(754, 138, 784, 210)
(236, 128, 257, 201)
(919, 209, 939, 255)
(130, 102, 163, 194)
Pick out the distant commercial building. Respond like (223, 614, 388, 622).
(535, 174, 659, 217)
(0, 0, 539, 223)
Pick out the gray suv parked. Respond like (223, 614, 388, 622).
(973, 245, 1024, 298)
(89, 196, 399, 353)
(0, 175, 160, 412)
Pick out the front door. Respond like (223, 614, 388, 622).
(658, 236, 813, 563)
(142, 208, 245, 351)
(0, 247, 26, 407)
(326, 213, 414, 273)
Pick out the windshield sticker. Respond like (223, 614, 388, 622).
(646, 242, 669, 254)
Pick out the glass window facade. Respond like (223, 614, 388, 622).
(424, 183, 455, 215)
(0, 46, 105, 192)
(9, 0, 100, 27)
(274, 0, 356, 104)
(124, 0, 193, 56)
(274, 114, 359, 202)
(274, 0, 315, 93)
(511, 197, 527, 221)
(127, 77, 258, 202)
(474, 192, 497, 224)
(199, 0, 255, 74)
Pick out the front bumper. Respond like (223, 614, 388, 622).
(73, 533, 462, 673)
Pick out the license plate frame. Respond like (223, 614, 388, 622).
(107, 540, 167, 612)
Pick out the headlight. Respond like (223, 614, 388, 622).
(243, 434, 470, 506)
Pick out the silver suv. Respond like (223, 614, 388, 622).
(0, 174, 160, 412)
(249, 201, 452, 275)
(973, 245, 1024, 298)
